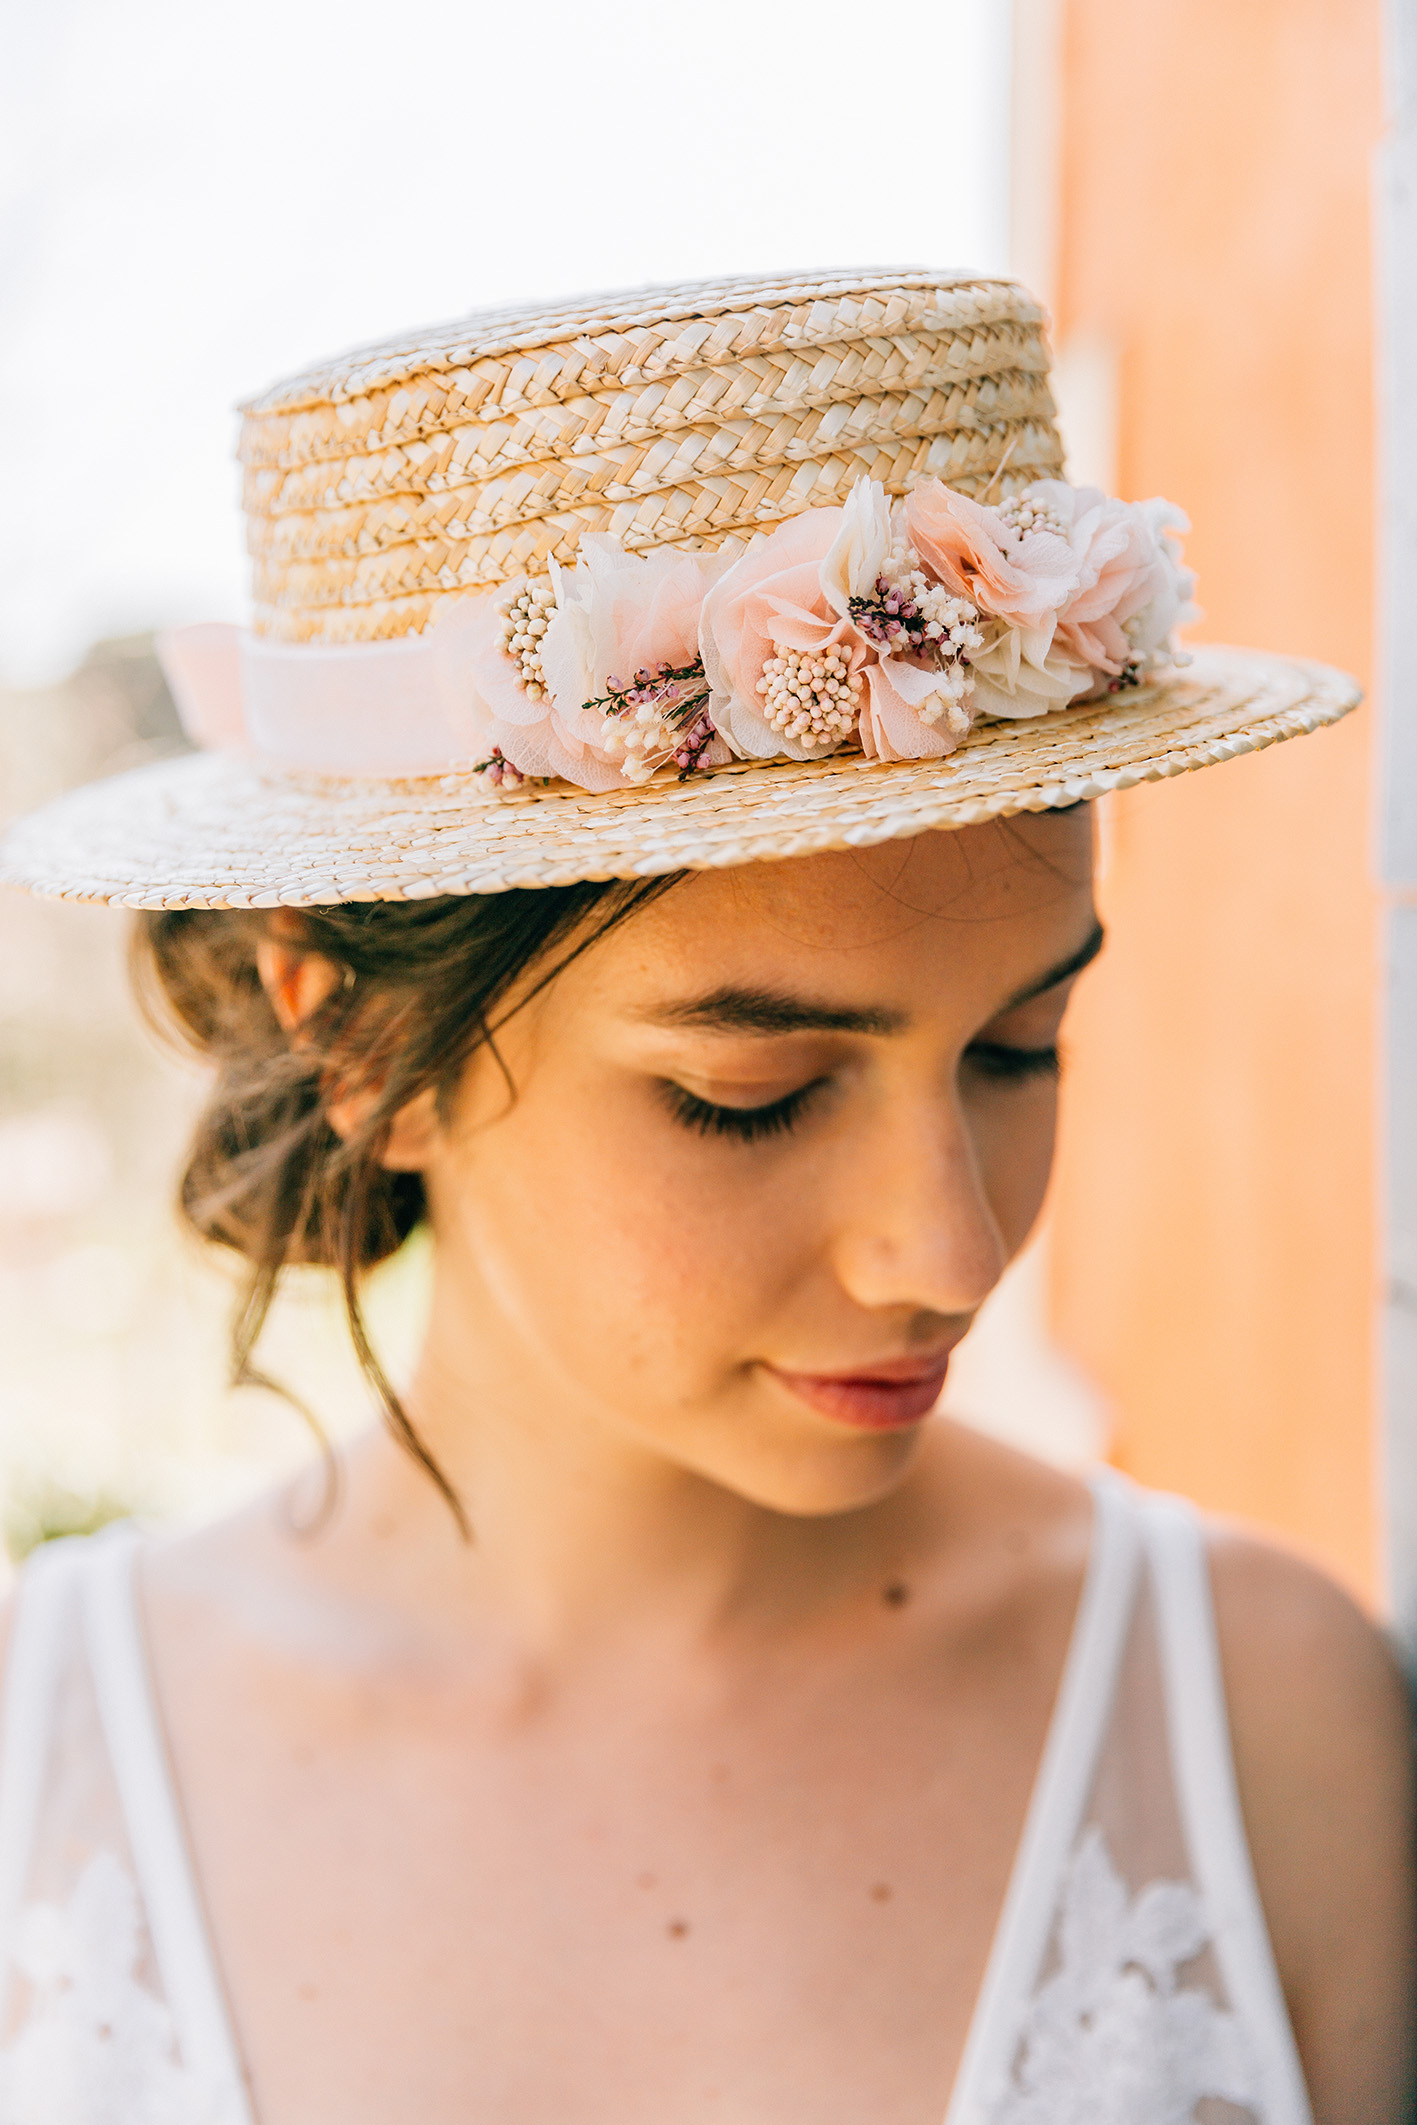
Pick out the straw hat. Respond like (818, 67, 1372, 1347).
(0, 268, 1358, 909)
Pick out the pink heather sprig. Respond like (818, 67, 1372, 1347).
(473, 746, 528, 792)
(848, 544, 982, 730)
(582, 659, 714, 782)
(668, 706, 719, 776)
(849, 580, 936, 653)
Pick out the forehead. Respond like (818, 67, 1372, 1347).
(580, 814, 1096, 1019)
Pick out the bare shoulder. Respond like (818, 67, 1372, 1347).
(1209, 1525, 1413, 1801)
(1208, 1523, 1416, 2124)
(1208, 1524, 1413, 1868)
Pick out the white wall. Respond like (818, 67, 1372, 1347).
(0, 0, 1011, 687)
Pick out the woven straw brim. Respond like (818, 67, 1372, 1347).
(0, 649, 1358, 910)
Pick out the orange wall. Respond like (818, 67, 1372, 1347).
(1045, 0, 1385, 1597)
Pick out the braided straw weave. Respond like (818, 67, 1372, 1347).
(0, 651, 1359, 908)
(239, 269, 1063, 643)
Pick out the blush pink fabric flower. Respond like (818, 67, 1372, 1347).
(700, 480, 968, 763)
(543, 537, 712, 716)
(903, 481, 1092, 719)
(699, 508, 872, 761)
(857, 658, 967, 761)
(905, 480, 1081, 634)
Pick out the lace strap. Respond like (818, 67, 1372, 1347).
(81, 1526, 253, 2120)
(1141, 1493, 1313, 2125)
(0, 1538, 90, 2034)
(944, 1471, 1144, 2125)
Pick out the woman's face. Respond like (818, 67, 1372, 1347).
(420, 814, 1098, 1515)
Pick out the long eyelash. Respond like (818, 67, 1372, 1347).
(964, 1041, 1061, 1084)
(661, 1080, 824, 1142)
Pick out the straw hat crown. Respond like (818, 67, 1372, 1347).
(238, 268, 1064, 645)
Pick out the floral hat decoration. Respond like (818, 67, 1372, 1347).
(0, 269, 1357, 907)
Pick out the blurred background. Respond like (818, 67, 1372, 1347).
(1, 1, 1412, 1636)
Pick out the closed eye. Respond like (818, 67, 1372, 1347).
(660, 1079, 827, 1142)
(963, 1041, 1061, 1085)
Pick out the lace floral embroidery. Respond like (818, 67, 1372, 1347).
(0, 1851, 226, 2125)
(994, 1826, 1265, 2125)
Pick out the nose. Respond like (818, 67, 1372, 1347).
(828, 1092, 1008, 1322)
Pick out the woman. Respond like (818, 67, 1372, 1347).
(0, 269, 1409, 2125)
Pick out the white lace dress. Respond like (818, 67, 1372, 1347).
(0, 1476, 1313, 2125)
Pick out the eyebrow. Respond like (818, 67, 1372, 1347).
(642, 989, 908, 1037)
(637, 921, 1106, 1039)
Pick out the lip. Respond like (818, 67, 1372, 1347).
(764, 1351, 956, 1430)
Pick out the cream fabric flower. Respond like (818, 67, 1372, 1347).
(540, 539, 729, 783)
(462, 578, 625, 792)
(1122, 499, 1198, 661)
(1032, 481, 1197, 675)
(818, 476, 894, 620)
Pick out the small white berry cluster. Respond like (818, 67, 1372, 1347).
(592, 702, 677, 784)
(756, 645, 863, 752)
(916, 668, 974, 736)
(500, 580, 557, 698)
(848, 545, 981, 737)
(995, 492, 1069, 542)
(857, 544, 983, 659)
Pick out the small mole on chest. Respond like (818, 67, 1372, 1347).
(882, 1581, 910, 1608)
(667, 1918, 691, 1939)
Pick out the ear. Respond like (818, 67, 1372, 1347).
(254, 919, 442, 1170)
(379, 1087, 442, 1170)
(255, 931, 342, 1034)
(324, 1076, 441, 1168)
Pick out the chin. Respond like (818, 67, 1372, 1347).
(701, 1428, 927, 1519)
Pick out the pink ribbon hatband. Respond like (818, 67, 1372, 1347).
(156, 609, 495, 778)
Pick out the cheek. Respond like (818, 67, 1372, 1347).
(968, 1085, 1059, 1252)
(436, 1084, 807, 1390)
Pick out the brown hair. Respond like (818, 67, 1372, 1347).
(131, 881, 674, 1527)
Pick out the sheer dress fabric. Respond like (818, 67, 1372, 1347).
(0, 1477, 1312, 2125)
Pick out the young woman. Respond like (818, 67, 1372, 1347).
(0, 269, 1409, 2125)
